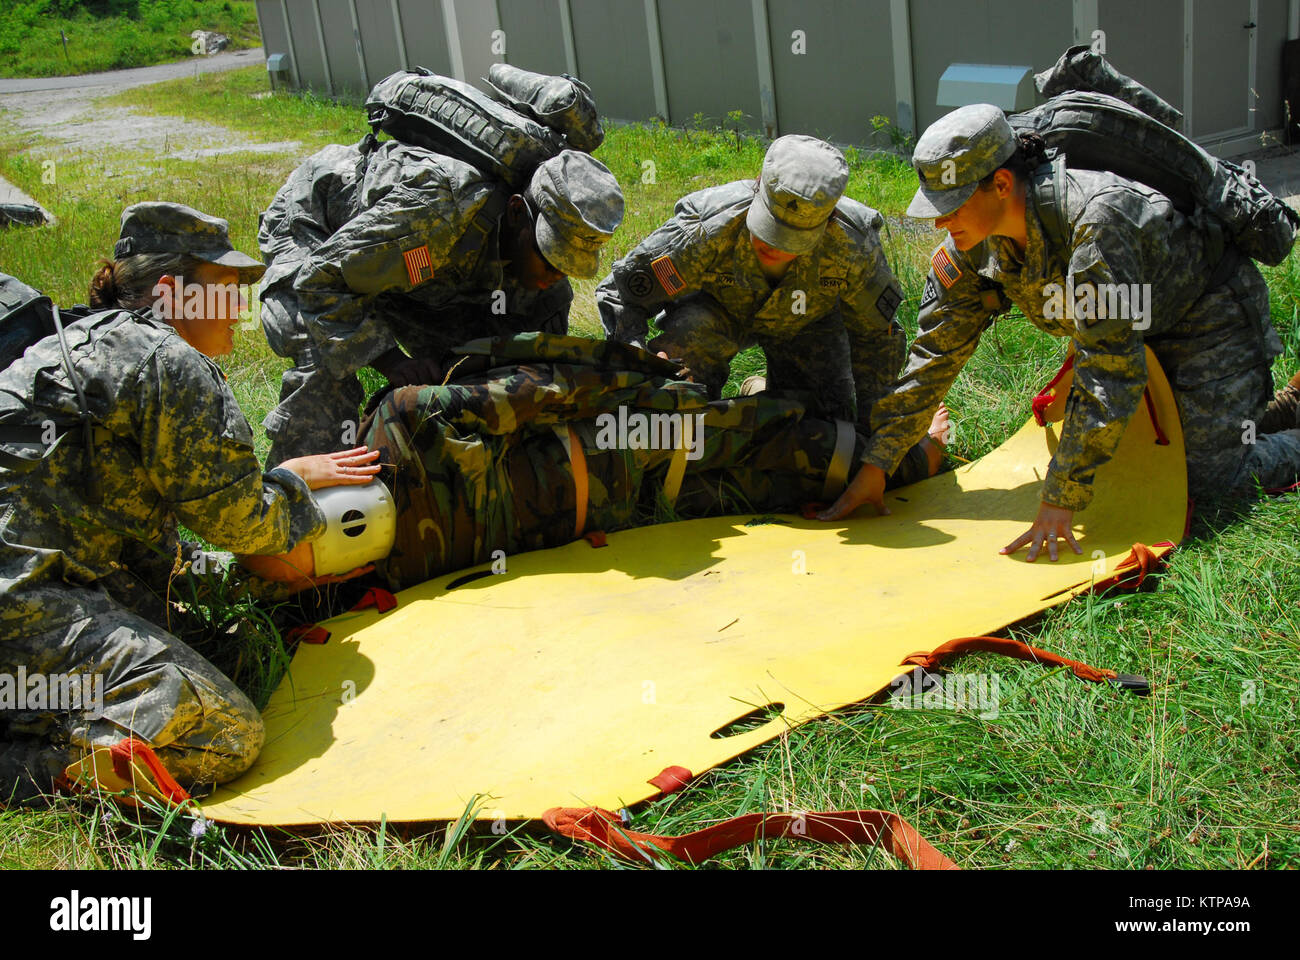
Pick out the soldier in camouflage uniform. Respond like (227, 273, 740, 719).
(0, 203, 378, 804)
(258, 138, 624, 466)
(242, 333, 943, 594)
(597, 136, 924, 445)
(823, 105, 1300, 559)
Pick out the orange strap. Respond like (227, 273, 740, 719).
(554, 425, 588, 538)
(110, 739, 191, 805)
(543, 806, 957, 869)
(903, 635, 1117, 685)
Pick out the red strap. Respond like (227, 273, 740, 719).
(286, 624, 330, 645)
(1141, 387, 1170, 445)
(1032, 355, 1075, 427)
(583, 531, 608, 548)
(110, 739, 191, 805)
(647, 765, 692, 795)
(286, 588, 397, 647)
(543, 806, 957, 869)
(351, 587, 398, 614)
(903, 635, 1117, 685)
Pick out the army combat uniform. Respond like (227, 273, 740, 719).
(597, 139, 906, 427)
(871, 114, 1300, 508)
(357, 334, 930, 591)
(0, 203, 327, 802)
(0, 308, 325, 800)
(259, 137, 592, 466)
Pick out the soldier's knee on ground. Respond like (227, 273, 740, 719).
(147, 676, 266, 788)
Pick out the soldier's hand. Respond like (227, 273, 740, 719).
(384, 356, 444, 388)
(1000, 501, 1081, 562)
(817, 463, 889, 521)
(278, 446, 381, 490)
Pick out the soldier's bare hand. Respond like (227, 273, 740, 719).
(1000, 502, 1081, 562)
(278, 446, 381, 490)
(817, 463, 889, 521)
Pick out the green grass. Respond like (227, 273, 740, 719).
(0, 1, 260, 79)
(1, 66, 1298, 869)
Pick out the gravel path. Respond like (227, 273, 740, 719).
(0, 47, 303, 217)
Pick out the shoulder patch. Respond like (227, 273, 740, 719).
(651, 254, 686, 296)
(626, 269, 656, 299)
(403, 245, 434, 286)
(920, 275, 939, 309)
(875, 286, 902, 321)
(931, 247, 961, 288)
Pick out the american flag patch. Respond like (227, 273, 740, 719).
(931, 247, 961, 288)
(651, 255, 686, 296)
(403, 244, 434, 286)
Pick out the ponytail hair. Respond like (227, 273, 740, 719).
(89, 253, 207, 312)
(979, 131, 1050, 188)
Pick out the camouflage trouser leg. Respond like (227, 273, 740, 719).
(0, 600, 264, 801)
(263, 347, 364, 467)
(1172, 362, 1300, 497)
(758, 310, 858, 422)
(647, 294, 743, 398)
(582, 394, 931, 532)
(1153, 264, 1300, 498)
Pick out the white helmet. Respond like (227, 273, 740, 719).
(310, 479, 397, 576)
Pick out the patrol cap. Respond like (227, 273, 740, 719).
(746, 135, 849, 255)
(525, 151, 624, 279)
(114, 202, 265, 283)
(906, 104, 1017, 218)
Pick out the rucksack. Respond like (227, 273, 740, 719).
(364, 64, 604, 190)
(1010, 89, 1300, 266)
(0, 271, 57, 370)
(0, 273, 100, 495)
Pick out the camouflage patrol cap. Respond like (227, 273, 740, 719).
(114, 202, 265, 283)
(525, 151, 624, 279)
(747, 135, 849, 255)
(906, 104, 1017, 218)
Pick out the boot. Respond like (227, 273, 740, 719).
(1259, 370, 1300, 434)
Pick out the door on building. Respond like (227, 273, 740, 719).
(1190, 0, 1258, 144)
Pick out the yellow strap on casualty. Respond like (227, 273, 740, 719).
(821, 419, 855, 501)
(553, 425, 588, 538)
(660, 413, 695, 509)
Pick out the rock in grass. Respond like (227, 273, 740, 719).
(0, 203, 47, 229)
(190, 31, 231, 56)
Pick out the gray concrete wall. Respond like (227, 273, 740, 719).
(569, 0, 657, 121)
(355, 0, 403, 83)
(317, 0, 366, 98)
(766, 0, 896, 143)
(909, 0, 1074, 132)
(452, 0, 505, 85)
(1096, 0, 1184, 115)
(498, 0, 570, 75)
(1253, 0, 1289, 131)
(657, 0, 763, 129)
(283, 0, 329, 91)
(264, 0, 1295, 156)
(397, 0, 453, 77)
